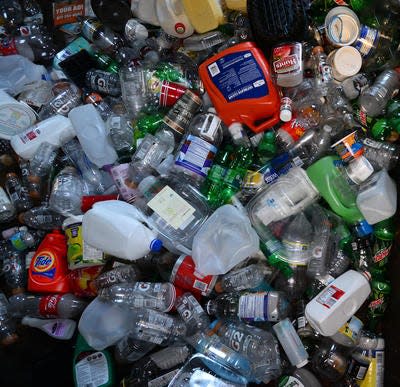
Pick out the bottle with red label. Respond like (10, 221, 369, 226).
(271, 42, 303, 88)
(28, 229, 71, 293)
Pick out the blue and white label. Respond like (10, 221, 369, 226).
(354, 25, 379, 57)
(238, 293, 269, 321)
(175, 135, 217, 178)
(207, 50, 269, 102)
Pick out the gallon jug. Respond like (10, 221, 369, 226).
(191, 204, 260, 276)
(305, 270, 371, 336)
(82, 200, 162, 261)
(306, 156, 367, 226)
(131, 0, 160, 26)
(182, 0, 225, 33)
(156, 0, 194, 38)
(10, 115, 75, 160)
(199, 42, 280, 134)
(28, 229, 71, 293)
(356, 170, 397, 225)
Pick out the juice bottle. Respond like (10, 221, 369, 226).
(199, 42, 280, 134)
(28, 229, 71, 293)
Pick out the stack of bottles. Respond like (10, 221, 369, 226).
(0, 0, 399, 386)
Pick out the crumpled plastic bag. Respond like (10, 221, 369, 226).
(0, 55, 47, 96)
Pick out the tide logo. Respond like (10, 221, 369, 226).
(33, 251, 56, 274)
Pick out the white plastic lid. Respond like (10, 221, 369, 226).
(346, 156, 374, 184)
(325, 7, 361, 46)
(228, 122, 244, 140)
(280, 108, 292, 122)
(331, 47, 362, 81)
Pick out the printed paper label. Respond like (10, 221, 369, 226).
(316, 285, 345, 309)
(147, 185, 195, 230)
(75, 352, 109, 387)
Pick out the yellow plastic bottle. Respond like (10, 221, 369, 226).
(182, 0, 225, 33)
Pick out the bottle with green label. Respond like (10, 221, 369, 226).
(279, 368, 322, 387)
(371, 217, 395, 271)
(73, 334, 115, 387)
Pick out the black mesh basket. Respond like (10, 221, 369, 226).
(247, 0, 310, 54)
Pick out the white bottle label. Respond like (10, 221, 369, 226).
(316, 285, 345, 309)
(279, 375, 305, 387)
(354, 25, 379, 57)
(43, 321, 69, 338)
(75, 352, 109, 387)
(147, 185, 196, 230)
(18, 125, 41, 144)
(175, 134, 217, 178)
(238, 293, 269, 321)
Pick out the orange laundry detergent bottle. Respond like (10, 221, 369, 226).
(28, 229, 71, 293)
(199, 41, 280, 135)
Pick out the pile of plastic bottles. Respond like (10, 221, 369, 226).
(0, 0, 399, 386)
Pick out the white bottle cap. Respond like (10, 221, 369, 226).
(323, 124, 333, 133)
(280, 108, 292, 122)
(346, 156, 374, 184)
(329, 47, 362, 82)
(228, 122, 244, 141)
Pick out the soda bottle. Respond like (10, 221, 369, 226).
(28, 229, 71, 293)
(371, 218, 395, 271)
(8, 293, 87, 318)
(122, 345, 191, 386)
(4, 172, 33, 212)
(132, 113, 164, 150)
(97, 282, 176, 312)
(211, 319, 281, 383)
(93, 265, 142, 290)
(0, 292, 18, 346)
(205, 290, 289, 322)
(359, 69, 400, 117)
(175, 292, 210, 335)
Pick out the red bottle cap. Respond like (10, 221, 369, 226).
(81, 194, 119, 212)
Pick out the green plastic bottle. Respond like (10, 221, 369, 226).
(133, 113, 164, 149)
(306, 156, 365, 225)
(371, 217, 395, 270)
(73, 334, 115, 387)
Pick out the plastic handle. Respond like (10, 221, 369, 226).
(244, 111, 281, 134)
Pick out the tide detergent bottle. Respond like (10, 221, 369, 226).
(28, 229, 71, 293)
(199, 42, 280, 134)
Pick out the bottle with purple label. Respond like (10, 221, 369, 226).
(173, 108, 224, 187)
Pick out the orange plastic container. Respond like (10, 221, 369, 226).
(199, 42, 280, 133)
(28, 229, 71, 293)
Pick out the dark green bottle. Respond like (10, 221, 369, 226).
(371, 217, 395, 270)
(132, 113, 164, 150)
(73, 334, 115, 387)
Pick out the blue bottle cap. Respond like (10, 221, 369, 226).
(355, 220, 373, 237)
(150, 239, 163, 252)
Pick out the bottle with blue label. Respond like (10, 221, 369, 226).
(28, 229, 71, 293)
(173, 108, 224, 187)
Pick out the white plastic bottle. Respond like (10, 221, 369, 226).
(68, 104, 118, 168)
(156, 0, 195, 38)
(305, 270, 371, 336)
(22, 316, 76, 340)
(82, 200, 163, 261)
(131, 0, 160, 26)
(10, 115, 76, 160)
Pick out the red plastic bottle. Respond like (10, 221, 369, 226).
(199, 41, 280, 133)
(28, 229, 71, 293)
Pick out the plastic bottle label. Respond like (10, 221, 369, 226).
(316, 285, 345, 309)
(31, 250, 57, 279)
(10, 232, 28, 251)
(238, 293, 271, 321)
(136, 310, 174, 344)
(0, 38, 18, 56)
(39, 294, 62, 317)
(354, 25, 379, 58)
(43, 321, 68, 337)
(147, 185, 196, 230)
(175, 135, 217, 178)
(206, 50, 269, 102)
(110, 163, 138, 203)
(338, 315, 363, 343)
(279, 376, 305, 387)
(75, 352, 109, 387)
(18, 125, 41, 144)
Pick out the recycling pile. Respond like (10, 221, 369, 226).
(0, 0, 398, 386)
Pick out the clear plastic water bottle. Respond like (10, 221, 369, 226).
(211, 319, 281, 383)
(205, 291, 289, 322)
(281, 212, 313, 266)
(307, 124, 333, 166)
(93, 265, 142, 290)
(175, 292, 210, 335)
(361, 138, 400, 171)
(214, 263, 274, 293)
(129, 308, 187, 345)
(114, 335, 156, 363)
(0, 292, 18, 346)
(173, 109, 224, 187)
(49, 166, 85, 216)
(0, 187, 16, 223)
(8, 293, 87, 319)
(98, 282, 176, 312)
(106, 113, 134, 160)
(359, 69, 400, 117)
(62, 139, 106, 194)
(18, 204, 65, 230)
(1, 251, 26, 295)
(30, 142, 57, 177)
(5, 172, 33, 213)
(312, 46, 334, 96)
